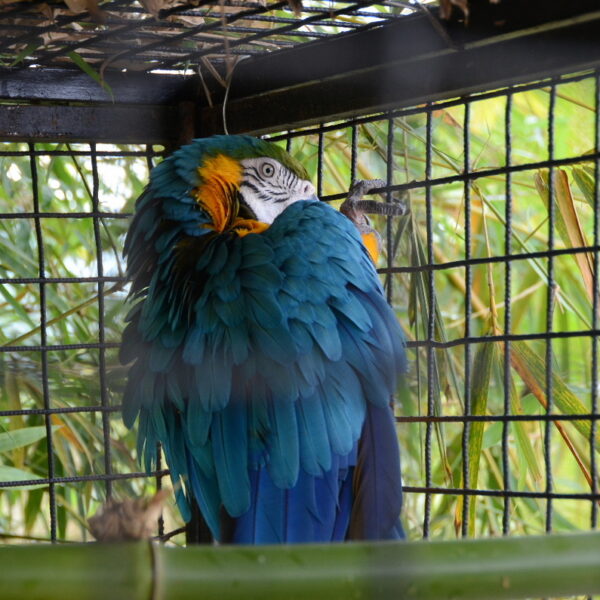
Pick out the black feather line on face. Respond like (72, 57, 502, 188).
(236, 188, 258, 220)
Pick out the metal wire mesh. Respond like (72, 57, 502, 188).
(0, 142, 171, 542)
(0, 0, 423, 74)
(0, 68, 599, 550)
(268, 69, 600, 539)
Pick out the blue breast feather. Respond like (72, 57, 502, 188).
(121, 166, 406, 542)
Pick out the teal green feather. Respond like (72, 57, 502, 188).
(212, 402, 250, 517)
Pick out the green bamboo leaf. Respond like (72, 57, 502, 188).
(0, 426, 60, 453)
(466, 340, 497, 535)
(0, 466, 46, 489)
(0, 233, 38, 275)
(534, 169, 594, 301)
(0, 284, 36, 329)
(479, 187, 591, 329)
(508, 377, 542, 483)
(8, 40, 43, 67)
(511, 341, 598, 446)
(482, 422, 502, 449)
(24, 488, 45, 533)
(67, 52, 113, 99)
(406, 214, 456, 483)
(571, 165, 596, 207)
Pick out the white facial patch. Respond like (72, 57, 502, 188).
(239, 157, 316, 224)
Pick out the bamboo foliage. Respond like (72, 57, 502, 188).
(0, 76, 599, 545)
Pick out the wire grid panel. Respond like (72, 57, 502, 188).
(0, 71, 599, 546)
(0, 142, 174, 543)
(268, 69, 600, 540)
(0, 0, 420, 74)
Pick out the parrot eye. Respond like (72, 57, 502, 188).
(260, 162, 275, 178)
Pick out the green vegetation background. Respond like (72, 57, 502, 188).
(0, 75, 598, 546)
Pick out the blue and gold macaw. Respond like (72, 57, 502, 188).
(121, 135, 406, 543)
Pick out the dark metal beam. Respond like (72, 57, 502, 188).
(199, 1, 600, 135)
(0, 67, 200, 144)
(0, 104, 179, 144)
(200, 0, 600, 103)
(0, 68, 200, 105)
(0, 1, 599, 142)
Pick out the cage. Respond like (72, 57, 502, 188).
(1, 0, 600, 598)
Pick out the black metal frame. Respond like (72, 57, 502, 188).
(0, 0, 599, 548)
(0, 0, 401, 73)
(2, 1, 600, 142)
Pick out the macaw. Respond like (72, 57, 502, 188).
(120, 135, 406, 544)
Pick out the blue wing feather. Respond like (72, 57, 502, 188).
(349, 402, 404, 540)
(211, 402, 250, 517)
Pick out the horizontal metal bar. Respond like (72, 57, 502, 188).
(1, 407, 597, 422)
(0, 470, 169, 489)
(402, 486, 600, 501)
(395, 413, 600, 424)
(0, 211, 130, 219)
(1, 329, 597, 354)
(0, 342, 120, 352)
(404, 330, 600, 350)
(0, 276, 126, 284)
(324, 150, 600, 203)
(379, 245, 600, 276)
(0, 406, 121, 417)
(0, 150, 163, 157)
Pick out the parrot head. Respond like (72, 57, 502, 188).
(150, 135, 316, 238)
(124, 135, 317, 295)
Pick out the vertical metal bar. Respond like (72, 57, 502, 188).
(285, 132, 292, 154)
(591, 73, 600, 530)
(502, 91, 514, 535)
(29, 142, 57, 541)
(145, 144, 155, 173)
(350, 124, 358, 185)
(90, 142, 112, 499)
(155, 442, 165, 538)
(423, 108, 434, 539)
(461, 101, 472, 537)
(317, 126, 324, 198)
(545, 83, 557, 533)
(386, 116, 394, 305)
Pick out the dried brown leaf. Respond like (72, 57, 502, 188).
(534, 169, 594, 303)
(438, 0, 469, 20)
(510, 342, 595, 489)
(63, 0, 88, 14)
(287, 0, 302, 17)
(63, 0, 105, 22)
(88, 489, 170, 542)
(139, 0, 166, 19)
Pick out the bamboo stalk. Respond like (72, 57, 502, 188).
(3, 533, 600, 600)
(1, 542, 152, 600)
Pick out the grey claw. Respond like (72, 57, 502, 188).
(354, 200, 408, 217)
(346, 179, 387, 203)
(342, 179, 409, 218)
